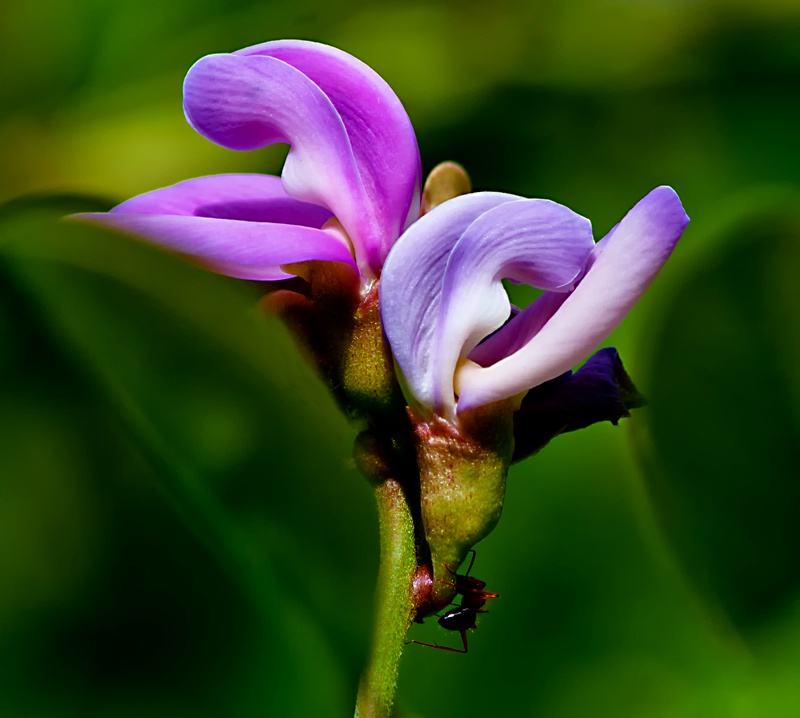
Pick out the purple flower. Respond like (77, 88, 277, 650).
(76, 40, 422, 283)
(380, 186, 689, 420)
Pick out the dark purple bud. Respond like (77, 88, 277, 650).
(511, 347, 646, 463)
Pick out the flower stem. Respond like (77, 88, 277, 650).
(355, 477, 417, 718)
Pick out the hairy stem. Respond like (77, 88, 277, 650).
(355, 478, 417, 718)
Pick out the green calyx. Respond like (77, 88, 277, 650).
(410, 403, 515, 606)
(338, 285, 401, 416)
(266, 262, 401, 418)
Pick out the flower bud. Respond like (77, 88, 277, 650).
(421, 161, 471, 215)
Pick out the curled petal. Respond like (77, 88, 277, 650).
(456, 186, 689, 411)
(184, 41, 421, 275)
(432, 199, 594, 414)
(239, 41, 422, 245)
(381, 192, 520, 413)
(74, 212, 356, 281)
(471, 218, 620, 366)
(381, 193, 594, 417)
(183, 54, 368, 267)
(469, 290, 569, 366)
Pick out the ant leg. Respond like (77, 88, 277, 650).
(406, 638, 468, 654)
(441, 548, 477, 579)
(458, 630, 469, 653)
(463, 549, 476, 578)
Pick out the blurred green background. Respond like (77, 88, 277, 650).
(2, 0, 800, 716)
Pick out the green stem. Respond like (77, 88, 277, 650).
(355, 478, 417, 718)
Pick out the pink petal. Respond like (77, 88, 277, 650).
(74, 212, 356, 281)
(111, 173, 332, 227)
(183, 42, 420, 277)
(239, 40, 422, 259)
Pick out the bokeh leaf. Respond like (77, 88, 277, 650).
(640, 191, 800, 633)
(0, 197, 376, 716)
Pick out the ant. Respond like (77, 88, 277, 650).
(407, 550, 499, 654)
